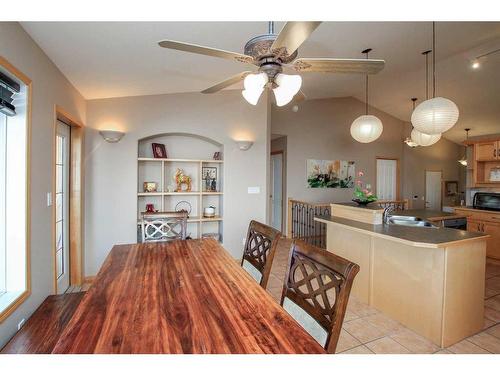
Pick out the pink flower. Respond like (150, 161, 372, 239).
(358, 171, 364, 177)
(356, 180, 362, 186)
(363, 189, 369, 194)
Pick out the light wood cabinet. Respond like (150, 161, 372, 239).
(456, 208, 500, 260)
(475, 141, 498, 161)
(483, 221, 500, 259)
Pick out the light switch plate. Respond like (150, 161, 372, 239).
(247, 186, 260, 194)
(47, 192, 52, 207)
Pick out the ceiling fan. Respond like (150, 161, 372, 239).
(158, 22, 386, 107)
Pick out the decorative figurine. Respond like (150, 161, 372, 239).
(143, 182, 158, 193)
(210, 178, 217, 192)
(174, 168, 192, 192)
(145, 203, 155, 213)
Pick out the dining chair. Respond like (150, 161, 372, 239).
(280, 239, 359, 353)
(240, 220, 281, 289)
(141, 211, 188, 242)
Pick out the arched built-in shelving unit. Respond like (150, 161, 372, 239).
(137, 133, 223, 241)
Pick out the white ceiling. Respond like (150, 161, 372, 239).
(21, 21, 500, 143)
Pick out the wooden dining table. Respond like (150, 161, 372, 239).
(51, 239, 326, 354)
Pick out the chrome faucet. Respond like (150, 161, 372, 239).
(383, 206, 395, 224)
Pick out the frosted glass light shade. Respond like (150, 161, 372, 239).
(411, 128, 441, 147)
(273, 74, 302, 107)
(242, 72, 268, 105)
(350, 115, 383, 143)
(411, 97, 459, 135)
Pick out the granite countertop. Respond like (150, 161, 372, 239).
(315, 214, 489, 248)
(392, 209, 467, 221)
(453, 206, 500, 215)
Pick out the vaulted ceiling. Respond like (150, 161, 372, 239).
(21, 21, 500, 143)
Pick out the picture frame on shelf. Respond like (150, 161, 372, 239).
(152, 143, 167, 158)
(202, 167, 217, 191)
(143, 182, 158, 193)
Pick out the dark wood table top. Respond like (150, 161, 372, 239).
(52, 239, 325, 354)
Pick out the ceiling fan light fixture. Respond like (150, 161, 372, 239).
(273, 73, 302, 107)
(241, 72, 268, 105)
(410, 128, 441, 147)
(242, 88, 264, 105)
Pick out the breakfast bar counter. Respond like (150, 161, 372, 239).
(315, 203, 489, 348)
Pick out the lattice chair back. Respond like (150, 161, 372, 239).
(240, 220, 281, 289)
(141, 212, 188, 242)
(280, 240, 359, 353)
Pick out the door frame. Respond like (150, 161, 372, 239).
(270, 150, 285, 233)
(375, 157, 401, 200)
(424, 169, 443, 210)
(52, 105, 84, 293)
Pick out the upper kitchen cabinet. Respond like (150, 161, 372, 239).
(475, 141, 499, 161)
(469, 138, 500, 186)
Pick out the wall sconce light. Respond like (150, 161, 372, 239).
(99, 130, 125, 143)
(235, 140, 253, 151)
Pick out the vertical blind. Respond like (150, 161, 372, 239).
(376, 159, 397, 200)
(0, 71, 20, 117)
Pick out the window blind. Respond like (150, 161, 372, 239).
(0, 71, 20, 116)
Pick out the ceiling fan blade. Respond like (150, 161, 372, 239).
(292, 58, 385, 74)
(158, 40, 255, 65)
(270, 22, 321, 57)
(201, 71, 253, 94)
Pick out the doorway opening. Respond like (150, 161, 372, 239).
(425, 170, 443, 210)
(53, 106, 84, 294)
(270, 135, 287, 232)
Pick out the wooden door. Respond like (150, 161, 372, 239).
(483, 221, 500, 259)
(475, 141, 497, 161)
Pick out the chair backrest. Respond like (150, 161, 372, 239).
(280, 240, 359, 353)
(240, 220, 281, 289)
(141, 211, 188, 242)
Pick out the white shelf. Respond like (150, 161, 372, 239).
(138, 157, 223, 163)
(138, 191, 222, 196)
(137, 215, 222, 224)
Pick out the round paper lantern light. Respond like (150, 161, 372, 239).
(411, 128, 441, 147)
(411, 97, 459, 135)
(350, 115, 383, 143)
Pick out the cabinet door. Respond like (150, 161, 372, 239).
(475, 142, 497, 161)
(483, 221, 500, 259)
(467, 219, 481, 232)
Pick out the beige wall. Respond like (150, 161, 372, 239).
(271, 97, 463, 225)
(0, 22, 86, 348)
(272, 97, 405, 206)
(84, 90, 270, 275)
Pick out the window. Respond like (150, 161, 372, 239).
(0, 60, 30, 322)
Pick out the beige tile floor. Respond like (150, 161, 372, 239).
(267, 238, 500, 354)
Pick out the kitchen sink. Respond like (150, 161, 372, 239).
(387, 216, 439, 228)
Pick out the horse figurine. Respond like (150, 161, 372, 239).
(174, 168, 192, 192)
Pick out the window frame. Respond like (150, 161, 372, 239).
(0, 56, 32, 323)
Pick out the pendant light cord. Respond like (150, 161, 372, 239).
(425, 52, 429, 100)
(432, 21, 436, 98)
(365, 50, 369, 115)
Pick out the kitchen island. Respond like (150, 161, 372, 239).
(315, 203, 489, 348)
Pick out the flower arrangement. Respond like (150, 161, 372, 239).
(352, 171, 378, 205)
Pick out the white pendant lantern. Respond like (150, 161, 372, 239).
(350, 115, 383, 143)
(350, 48, 383, 143)
(411, 97, 459, 135)
(411, 22, 459, 135)
(411, 128, 441, 147)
